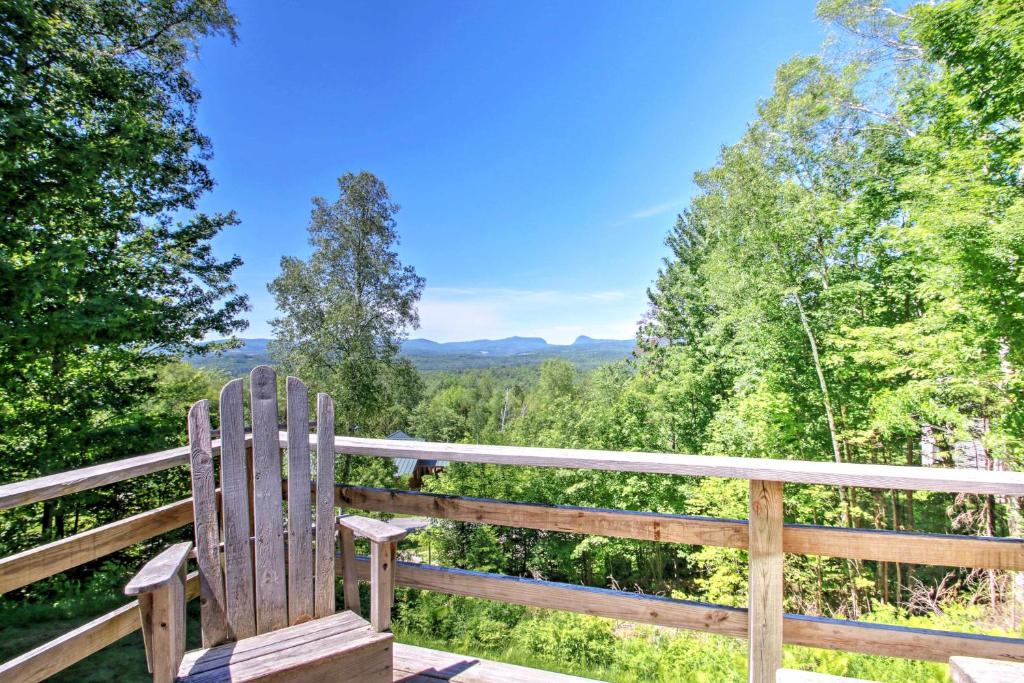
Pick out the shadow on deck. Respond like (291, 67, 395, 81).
(393, 643, 599, 682)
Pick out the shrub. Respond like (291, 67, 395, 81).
(511, 611, 616, 667)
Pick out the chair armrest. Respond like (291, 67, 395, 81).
(125, 542, 193, 596)
(126, 542, 191, 681)
(337, 514, 410, 543)
(336, 515, 407, 631)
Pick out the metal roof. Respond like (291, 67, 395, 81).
(394, 457, 418, 476)
(388, 431, 448, 476)
(391, 431, 421, 477)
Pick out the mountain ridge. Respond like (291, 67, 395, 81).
(189, 335, 635, 374)
(400, 335, 633, 356)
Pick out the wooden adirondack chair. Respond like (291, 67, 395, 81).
(125, 366, 408, 682)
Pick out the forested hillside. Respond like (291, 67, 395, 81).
(2, 1, 1023, 681)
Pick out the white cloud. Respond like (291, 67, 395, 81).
(604, 197, 687, 230)
(414, 286, 644, 344)
(415, 296, 504, 341)
(424, 287, 626, 303)
(628, 198, 686, 221)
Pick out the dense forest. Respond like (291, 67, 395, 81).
(2, 1, 1023, 681)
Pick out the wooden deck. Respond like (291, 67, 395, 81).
(393, 644, 600, 682)
(5, 432, 1024, 682)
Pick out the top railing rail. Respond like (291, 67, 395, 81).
(3, 433, 1023, 512)
(320, 435, 1024, 496)
(0, 444, 203, 511)
(315, 436, 1024, 493)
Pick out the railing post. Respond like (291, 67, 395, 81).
(748, 479, 783, 683)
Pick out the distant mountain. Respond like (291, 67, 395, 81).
(188, 335, 635, 375)
(233, 338, 272, 354)
(398, 335, 635, 370)
(570, 335, 634, 349)
(186, 338, 272, 376)
(404, 336, 563, 356)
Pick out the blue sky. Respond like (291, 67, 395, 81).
(194, 1, 824, 344)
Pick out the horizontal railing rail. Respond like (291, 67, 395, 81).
(0, 440, 226, 511)
(346, 557, 1024, 663)
(334, 484, 1024, 664)
(317, 434, 1024, 496)
(1, 434, 1023, 682)
(0, 497, 195, 595)
(3, 433, 1020, 513)
(336, 485, 1024, 570)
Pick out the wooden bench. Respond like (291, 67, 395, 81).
(950, 656, 1024, 683)
(392, 643, 600, 682)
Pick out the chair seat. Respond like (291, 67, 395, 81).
(177, 610, 393, 683)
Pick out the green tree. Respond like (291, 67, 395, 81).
(0, 0, 247, 542)
(268, 171, 425, 441)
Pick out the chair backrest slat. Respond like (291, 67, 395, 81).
(249, 365, 288, 633)
(187, 400, 230, 647)
(286, 376, 314, 624)
(314, 392, 337, 618)
(218, 378, 256, 640)
(187, 366, 340, 646)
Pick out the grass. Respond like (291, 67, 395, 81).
(393, 621, 951, 683)
(0, 577, 202, 683)
(393, 628, 622, 680)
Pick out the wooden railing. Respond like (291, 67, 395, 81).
(1, 434, 1024, 682)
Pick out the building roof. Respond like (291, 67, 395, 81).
(394, 458, 418, 477)
(388, 431, 448, 476)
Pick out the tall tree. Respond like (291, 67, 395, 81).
(0, 0, 248, 540)
(269, 171, 425, 439)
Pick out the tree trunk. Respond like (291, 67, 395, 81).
(500, 388, 511, 432)
(873, 488, 886, 602)
(40, 348, 66, 540)
(55, 502, 65, 539)
(41, 500, 54, 540)
(905, 437, 916, 594)
(793, 292, 860, 616)
(1009, 497, 1024, 628)
(890, 487, 901, 607)
(987, 494, 999, 612)
(794, 293, 848, 519)
(997, 340, 1022, 626)
(815, 555, 824, 615)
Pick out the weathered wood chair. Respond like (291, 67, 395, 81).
(125, 366, 408, 682)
